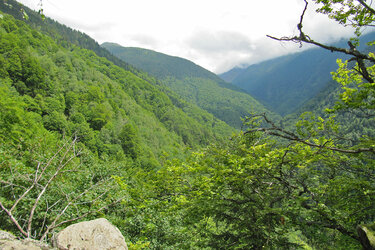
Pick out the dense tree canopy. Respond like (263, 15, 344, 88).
(1, 0, 375, 249)
(0, 8, 233, 245)
(120, 0, 375, 248)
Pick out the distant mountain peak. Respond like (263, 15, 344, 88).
(220, 31, 375, 115)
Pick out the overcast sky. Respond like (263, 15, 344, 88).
(18, 0, 359, 73)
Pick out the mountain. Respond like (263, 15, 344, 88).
(101, 43, 242, 89)
(0, 3, 242, 245)
(0, 4, 236, 167)
(0, 0, 139, 74)
(1, 0, 274, 130)
(102, 43, 278, 128)
(219, 67, 244, 83)
(1, 2, 374, 250)
(220, 32, 375, 116)
(221, 49, 344, 115)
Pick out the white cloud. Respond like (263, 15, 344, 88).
(187, 30, 254, 53)
(186, 33, 304, 74)
(18, 0, 364, 73)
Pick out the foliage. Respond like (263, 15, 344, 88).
(102, 43, 277, 128)
(221, 31, 375, 115)
(112, 0, 375, 248)
(1, 1, 375, 249)
(0, 80, 125, 241)
(314, 0, 375, 36)
(0, 8, 233, 245)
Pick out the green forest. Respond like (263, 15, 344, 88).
(0, 0, 374, 249)
(101, 43, 274, 129)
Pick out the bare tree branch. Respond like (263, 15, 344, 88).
(267, 33, 375, 65)
(267, 0, 375, 70)
(357, 0, 375, 16)
(40, 196, 124, 241)
(27, 137, 81, 237)
(9, 162, 41, 213)
(0, 201, 28, 237)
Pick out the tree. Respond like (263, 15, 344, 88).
(249, 0, 375, 247)
(111, 2, 375, 248)
(118, 123, 141, 159)
(268, 0, 375, 117)
(0, 135, 124, 241)
(160, 133, 299, 249)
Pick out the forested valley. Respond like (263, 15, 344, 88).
(0, 0, 374, 249)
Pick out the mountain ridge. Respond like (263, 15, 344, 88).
(102, 42, 278, 128)
(0, 3, 236, 164)
(101, 42, 246, 92)
(220, 31, 375, 115)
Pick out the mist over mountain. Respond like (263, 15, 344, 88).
(1, 1, 375, 249)
(221, 32, 375, 115)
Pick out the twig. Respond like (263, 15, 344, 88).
(27, 138, 80, 237)
(0, 201, 28, 237)
(40, 196, 124, 241)
(357, 0, 375, 16)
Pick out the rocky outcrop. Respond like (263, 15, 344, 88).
(0, 231, 50, 250)
(54, 218, 128, 250)
(0, 218, 127, 250)
(358, 223, 375, 250)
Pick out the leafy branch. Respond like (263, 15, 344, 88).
(267, 0, 375, 83)
(244, 113, 374, 154)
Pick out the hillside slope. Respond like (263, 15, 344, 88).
(0, 10, 236, 168)
(221, 32, 375, 115)
(102, 43, 277, 128)
(221, 49, 344, 115)
(0, 0, 137, 73)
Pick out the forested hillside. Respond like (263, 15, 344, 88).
(102, 43, 276, 128)
(221, 49, 343, 115)
(0, 9, 236, 244)
(0, 0, 236, 137)
(0, 1, 374, 249)
(0, 0, 137, 73)
(221, 32, 375, 115)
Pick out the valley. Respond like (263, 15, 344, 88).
(0, 1, 374, 249)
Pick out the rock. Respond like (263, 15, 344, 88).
(0, 218, 127, 250)
(0, 230, 50, 250)
(0, 240, 42, 250)
(358, 223, 375, 250)
(55, 218, 127, 250)
(0, 231, 16, 241)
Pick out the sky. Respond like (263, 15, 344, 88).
(17, 0, 359, 73)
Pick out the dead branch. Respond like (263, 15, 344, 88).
(42, 177, 111, 232)
(357, 0, 375, 16)
(267, 0, 375, 80)
(27, 137, 81, 238)
(40, 196, 124, 241)
(0, 136, 84, 239)
(0, 201, 28, 237)
(1, 132, 122, 242)
(38, 198, 62, 237)
(10, 162, 41, 214)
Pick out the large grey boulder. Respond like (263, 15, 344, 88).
(55, 218, 127, 250)
(0, 231, 16, 241)
(0, 230, 50, 250)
